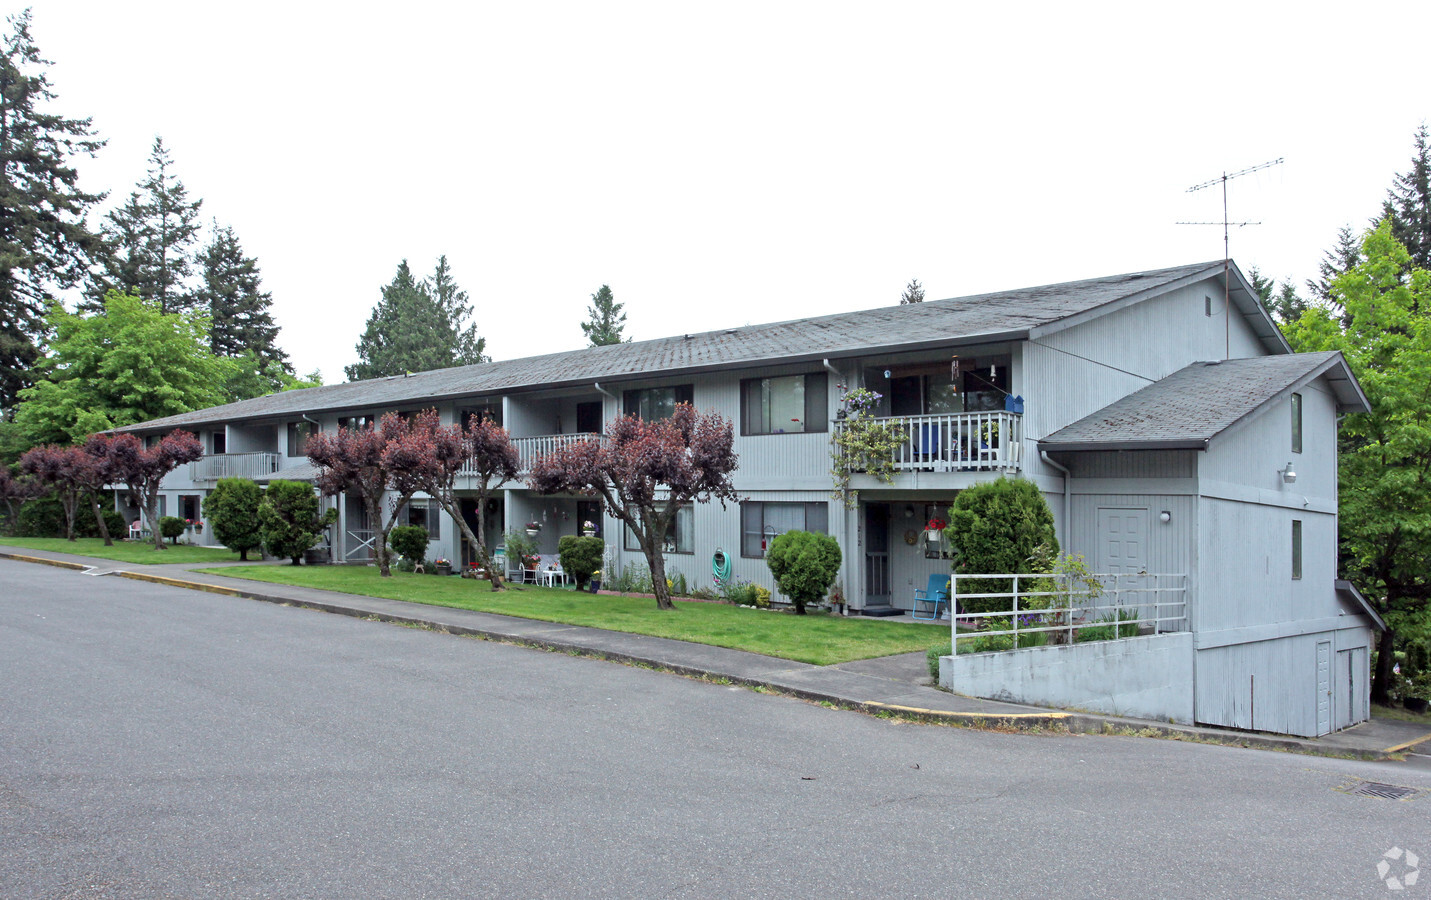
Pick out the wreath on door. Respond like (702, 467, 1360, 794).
(903, 529, 919, 546)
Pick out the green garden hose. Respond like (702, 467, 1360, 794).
(712, 548, 731, 584)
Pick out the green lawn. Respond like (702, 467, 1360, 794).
(0, 536, 243, 565)
(194, 564, 949, 666)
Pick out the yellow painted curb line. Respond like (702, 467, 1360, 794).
(0, 552, 89, 572)
(115, 570, 246, 598)
(1382, 731, 1431, 754)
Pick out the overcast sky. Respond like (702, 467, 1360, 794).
(15, 1, 1431, 383)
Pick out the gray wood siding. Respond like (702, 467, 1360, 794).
(1022, 282, 1269, 447)
(1066, 451, 1196, 479)
(1066, 492, 1194, 585)
(1199, 378, 1338, 502)
(1195, 636, 1323, 737)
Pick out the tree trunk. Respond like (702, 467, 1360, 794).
(146, 491, 166, 550)
(62, 492, 78, 541)
(90, 495, 113, 546)
(439, 495, 504, 591)
(644, 539, 673, 611)
(1371, 625, 1397, 705)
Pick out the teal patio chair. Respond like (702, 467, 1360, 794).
(913, 574, 950, 620)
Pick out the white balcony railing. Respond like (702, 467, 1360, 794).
(835, 411, 1023, 473)
(188, 451, 281, 482)
(461, 432, 605, 476)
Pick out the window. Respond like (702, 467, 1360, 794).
(287, 421, 315, 457)
(211, 430, 226, 455)
(741, 501, 829, 557)
(741, 372, 828, 435)
(623, 385, 693, 421)
(458, 403, 502, 428)
(405, 499, 441, 539)
(338, 414, 374, 431)
(1205, 295, 1213, 317)
(1292, 519, 1303, 580)
(1291, 392, 1302, 454)
(625, 503, 693, 553)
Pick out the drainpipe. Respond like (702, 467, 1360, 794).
(1040, 450, 1071, 548)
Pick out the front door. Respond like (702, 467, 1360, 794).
(1097, 507, 1148, 616)
(864, 503, 890, 605)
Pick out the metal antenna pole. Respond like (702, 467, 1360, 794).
(1177, 157, 1283, 359)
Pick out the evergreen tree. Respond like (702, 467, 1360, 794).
(1306, 225, 1362, 305)
(900, 278, 925, 304)
(94, 137, 203, 314)
(426, 255, 487, 365)
(0, 10, 105, 414)
(346, 260, 464, 381)
(580, 284, 627, 346)
(196, 222, 287, 369)
(1248, 266, 1307, 326)
(1382, 123, 1431, 273)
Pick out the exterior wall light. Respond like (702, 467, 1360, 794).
(1159, 510, 1172, 523)
(1280, 462, 1297, 484)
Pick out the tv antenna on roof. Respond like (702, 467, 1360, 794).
(1177, 157, 1284, 359)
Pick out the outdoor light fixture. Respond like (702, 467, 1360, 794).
(905, 505, 915, 518)
(1159, 510, 1172, 523)
(1281, 462, 1297, 484)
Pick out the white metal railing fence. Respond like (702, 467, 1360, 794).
(835, 411, 1022, 474)
(461, 432, 605, 476)
(948, 572, 1188, 652)
(188, 451, 281, 482)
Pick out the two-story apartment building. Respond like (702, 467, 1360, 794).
(116, 260, 1382, 737)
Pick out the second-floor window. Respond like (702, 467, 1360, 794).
(1292, 519, 1303, 580)
(211, 430, 226, 455)
(338, 414, 374, 431)
(287, 421, 314, 457)
(623, 385, 693, 421)
(741, 372, 827, 435)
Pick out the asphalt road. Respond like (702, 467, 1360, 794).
(2, 559, 1428, 899)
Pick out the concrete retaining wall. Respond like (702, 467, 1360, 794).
(939, 633, 1196, 723)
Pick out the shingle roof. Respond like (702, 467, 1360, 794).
(1038, 351, 1366, 451)
(118, 260, 1230, 434)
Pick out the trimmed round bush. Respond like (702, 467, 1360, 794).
(389, 525, 431, 565)
(947, 476, 1058, 614)
(158, 515, 187, 544)
(558, 535, 604, 589)
(205, 477, 263, 560)
(765, 530, 842, 615)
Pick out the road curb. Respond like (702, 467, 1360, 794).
(3, 552, 1406, 760)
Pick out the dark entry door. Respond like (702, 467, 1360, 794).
(864, 503, 890, 603)
(576, 402, 602, 434)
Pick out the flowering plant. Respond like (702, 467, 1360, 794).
(522, 552, 542, 567)
(525, 521, 541, 531)
(433, 557, 451, 566)
(581, 519, 597, 532)
(926, 517, 947, 532)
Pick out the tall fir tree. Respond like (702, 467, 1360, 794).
(196, 222, 287, 369)
(1306, 225, 1363, 307)
(1248, 266, 1307, 326)
(0, 9, 105, 414)
(900, 278, 925, 304)
(94, 136, 203, 314)
(426, 255, 486, 365)
(580, 284, 627, 346)
(346, 260, 472, 381)
(1382, 123, 1431, 274)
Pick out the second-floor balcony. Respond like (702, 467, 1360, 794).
(835, 411, 1023, 474)
(189, 451, 282, 483)
(462, 433, 606, 477)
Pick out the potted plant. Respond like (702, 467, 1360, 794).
(525, 520, 542, 536)
(434, 557, 452, 576)
(924, 516, 947, 543)
(581, 519, 598, 537)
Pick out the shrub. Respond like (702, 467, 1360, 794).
(605, 559, 654, 595)
(1075, 609, 1141, 643)
(558, 535, 604, 588)
(957, 633, 1014, 654)
(716, 578, 758, 605)
(260, 480, 336, 565)
(158, 515, 187, 544)
(947, 477, 1058, 614)
(100, 509, 125, 538)
(205, 477, 263, 559)
(15, 496, 64, 537)
(389, 525, 431, 564)
(926, 645, 947, 679)
(753, 584, 771, 609)
(502, 530, 539, 569)
(765, 530, 842, 615)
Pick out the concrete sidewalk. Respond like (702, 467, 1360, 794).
(5, 545, 1429, 761)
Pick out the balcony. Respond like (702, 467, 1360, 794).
(835, 411, 1022, 473)
(189, 451, 282, 482)
(462, 433, 605, 477)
